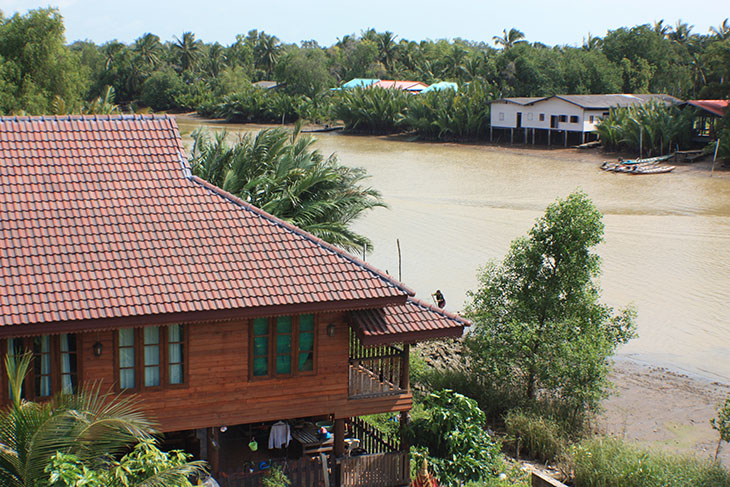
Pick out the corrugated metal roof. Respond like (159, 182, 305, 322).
(553, 94, 682, 109)
(421, 82, 458, 93)
(350, 297, 470, 345)
(490, 97, 546, 105)
(685, 100, 729, 117)
(0, 115, 414, 329)
(341, 78, 380, 89)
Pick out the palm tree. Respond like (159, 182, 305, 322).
(653, 19, 669, 37)
(173, 31, 201, 72)
(376, 31, 399, 72)
(0, 354, 205, 487)
(133, 33, 162, 69)
(103, 41, 125, 71)
(668, 20, 693, 44)
(254, 32, 281, 78)
(204, 42, 227, 78)
(493, 28, 525, 49)
(710, 18, 730, 40)
(191, 126, 386, 252)
(582, 33, 603, 51)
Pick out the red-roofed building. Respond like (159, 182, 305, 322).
(372, 80, 430, 93)
(0, 115, 468, 485)
(682, 100, 729, 138)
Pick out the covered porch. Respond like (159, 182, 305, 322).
(214, 415, 408, 487)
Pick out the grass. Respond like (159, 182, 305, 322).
(569, 437, 730, 487)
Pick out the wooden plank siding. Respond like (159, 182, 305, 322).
(15, 311, 412, 432)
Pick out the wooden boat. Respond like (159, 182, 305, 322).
(600, 160, 675, 174)
(601, 153, 674, 166)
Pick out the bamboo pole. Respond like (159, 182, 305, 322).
(396, 238, 402, 281)
(711, 138, 720, 177)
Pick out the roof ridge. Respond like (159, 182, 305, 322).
(405, 297, 471, 326)
(0, 114, 174, 122)
(188, 175, 415, 297)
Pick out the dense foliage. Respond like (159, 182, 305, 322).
(0, 354, 205, 487)
(569, 437, 730, 487)
(464, 192, 636, 425)
(408, 390, 504, 486)
(1, 8, 728, 139)
(595, 100, 695, 155)
(190, 125, 385, 251)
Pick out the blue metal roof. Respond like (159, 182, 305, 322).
(421, 82, 458, 93)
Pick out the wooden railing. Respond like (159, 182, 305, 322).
(339, 450, 410, 487)
(347, 416, 400, 454)
(348, 330, 406, 399)
(220, 456, 328, 487)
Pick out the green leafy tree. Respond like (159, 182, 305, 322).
(0, 7, 87, 114)
(465, 192, 636, 423)
(190, 126, 386, 251)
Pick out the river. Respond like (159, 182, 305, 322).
(176, 117, 730, 383)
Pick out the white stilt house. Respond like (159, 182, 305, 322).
(489, 94, 682, 146)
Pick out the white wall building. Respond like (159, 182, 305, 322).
(489, 94, 681, 145)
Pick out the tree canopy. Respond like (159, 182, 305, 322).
(464, 192, 636, 422)
(190, 126, 386, 252)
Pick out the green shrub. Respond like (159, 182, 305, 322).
(569, 437, 730, 487)
(408, 389, 504, 486)
(504, 409, 566, 463)
(332, 87, 409, 133)
(261, 464, 290, 487)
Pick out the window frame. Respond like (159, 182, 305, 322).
(570, 115, 579, 123)
(113, 325, 189, 393)
(248, 314, 318, 381)
(2, 334, 81, 401)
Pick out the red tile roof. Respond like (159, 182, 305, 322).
(0, 115, 415, 330)
(686, 100, 729, 117)
(350, 298, 470, 345)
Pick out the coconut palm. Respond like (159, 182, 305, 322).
(191, 126, 386, 252)
(133, 33, 162, 68)
(0, 354, 205, 487)
(173, 31, 201, 72)
(254, 32, 282, 78)
(653, 19, 669, 37)
(376, 31, 399, 72)
(710, 18, 730, 40)
(668, 20, 693, 44)
(492, 28, 525, 49)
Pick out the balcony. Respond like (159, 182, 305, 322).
(348, 330, 407, 399)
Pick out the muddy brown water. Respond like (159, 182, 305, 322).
(176, 117, 730, 383)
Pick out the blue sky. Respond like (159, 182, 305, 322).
(0, 0, 727, 47)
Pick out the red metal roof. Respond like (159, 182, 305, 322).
(0, 115, 416, 330)
(350, 298, 470, 345)
(686, 100, 729, 117)
(372, 80, 429, 92)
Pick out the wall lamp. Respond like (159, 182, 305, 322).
(327, 324, 336, 337)
(92, 341, 103, 357)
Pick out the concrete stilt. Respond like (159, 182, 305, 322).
(564, 130, 568, 147)
(510, 128, 513, 145)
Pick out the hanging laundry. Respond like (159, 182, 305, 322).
(268, 421, 291, 449)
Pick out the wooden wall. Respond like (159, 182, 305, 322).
(78, 312, 411, 432)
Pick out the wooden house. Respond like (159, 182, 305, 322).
(489, 94, 681, 146)
(0, 115, 468, 486)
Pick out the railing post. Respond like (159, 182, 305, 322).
(400, 343, 410, 392)
(334, 418, 345, 457)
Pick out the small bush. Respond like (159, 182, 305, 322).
(504, 409, 566, 463)
(569, 437, 730, 487)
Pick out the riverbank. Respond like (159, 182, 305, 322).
(599, 356, 730, 465)
(416, 341, 730, 465)
(176, 114, 729, 178)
